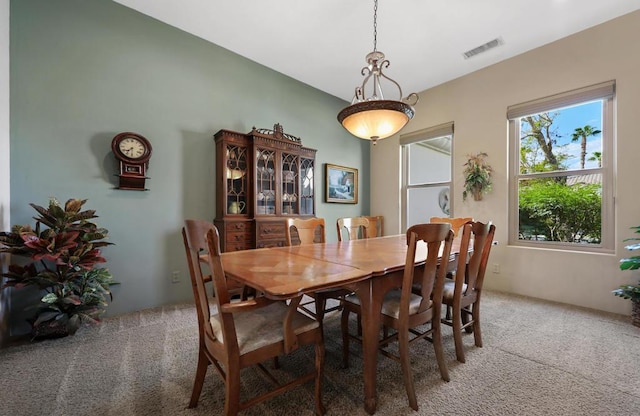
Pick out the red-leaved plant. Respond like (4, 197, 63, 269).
(0, 198, 116, 338)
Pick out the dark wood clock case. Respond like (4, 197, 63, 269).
(111, 132, 152, 191)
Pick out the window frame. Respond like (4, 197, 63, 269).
(400, 122, 454, 231)
(507, 81, 615, 252)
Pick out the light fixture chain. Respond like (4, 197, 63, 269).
(373, 0, 378, 52)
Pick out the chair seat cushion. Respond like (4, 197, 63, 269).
(442, 279, 467, 303)
(344, 291, 429, 319)
(210, 302, 319, 354)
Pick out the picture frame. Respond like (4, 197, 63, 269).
(325, 163, 358, 204)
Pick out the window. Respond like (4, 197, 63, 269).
(508, 81, 615, 251)
(401, 122, 453, 230)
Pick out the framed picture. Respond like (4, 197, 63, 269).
(325, 163, 358, 204)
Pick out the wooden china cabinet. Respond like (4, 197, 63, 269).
(214, 124, 317, 252)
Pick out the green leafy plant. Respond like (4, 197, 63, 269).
(519, 181, 601, 243)
(0, 198, 116, 338)
(613, 225, 640, 302)
(463, 152, 493, 201)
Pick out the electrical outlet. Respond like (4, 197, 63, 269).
(492, 263, 500, 274)
(171, 270, 181, 283)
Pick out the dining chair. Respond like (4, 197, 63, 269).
(285, 217, 348, 324)
(429, 216, 474, 319)
(340, 223, 454, 411)
(441, 220, 496, 363)
(336, 216, 371, 241)
(429, 216, 473, 237)
(361, 215, 384, 237)
(182, 219, 325, 416)
(285, 217, 325, 246)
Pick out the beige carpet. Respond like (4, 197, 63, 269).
(1, 291, 639, 416)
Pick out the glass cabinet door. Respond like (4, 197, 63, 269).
(300, 157, 314, 215)
(226, 144, 248, 215)
(256, 148, 276, 215)
(281, 152, 299, 215)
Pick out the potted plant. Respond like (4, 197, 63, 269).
(463, 152, 493, 201)
(0, 198, 116, 339)
(613, 225, 640, 327)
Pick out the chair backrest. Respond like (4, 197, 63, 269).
(403, 223, 454, 317)
(362, 215, 384, 237)
(285, 217, 326, 246)
(336, 217, 370, 241)
(429, 216, 473, 237)
(182, 220, 228, 345)
(455, 221, 496, 294)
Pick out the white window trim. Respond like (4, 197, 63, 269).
(401, 122, 454, 231)
(507, 82, 615, 253)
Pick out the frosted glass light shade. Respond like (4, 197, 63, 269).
(338, 100, 415, 141)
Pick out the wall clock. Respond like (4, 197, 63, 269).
(111, 132, 152, 190)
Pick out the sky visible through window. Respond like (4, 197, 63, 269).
(546, 101, 602, 170)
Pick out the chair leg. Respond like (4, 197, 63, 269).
(315, 295, 326, 325)
(432, 320, 450, 382)
(188, 350, 209, 408)
(341, 308, 351, 368)
(398, 326, 418, 411)
(472, 302, 483, 347)
(445, 305, 452, 321)
(461, 306, 473, 333)
(452, 304, 466, 363)
(224, 364, 241, 416)
(314, 341, 326, 416)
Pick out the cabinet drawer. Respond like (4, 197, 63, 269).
(257, 222, 286, 239)
(256, 239, 286, 249)
(227, 221, 249, 232)
(225, 241, 250, 252)
(217, 220, 253, 252)
(226, 231, 251, 244)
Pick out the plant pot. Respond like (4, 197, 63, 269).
(632, 299, 640, 328)
(472, 189, 483, 201)
(31, 320, 70, 340)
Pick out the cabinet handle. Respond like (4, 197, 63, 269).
(235, 223, 243, 230)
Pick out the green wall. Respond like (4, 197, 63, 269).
(9, 0, 370, 318)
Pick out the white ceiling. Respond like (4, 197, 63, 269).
(113, 0, 640, 102)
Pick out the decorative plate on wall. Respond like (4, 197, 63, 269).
(438, 188, 450, 215)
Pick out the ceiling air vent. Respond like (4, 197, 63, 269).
(463, 37, 504, 59)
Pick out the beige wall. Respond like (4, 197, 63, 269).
(371, 10, 640, 315)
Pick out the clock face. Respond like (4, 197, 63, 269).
(118, 137, 146, 159)
(112, 132, 152, 163)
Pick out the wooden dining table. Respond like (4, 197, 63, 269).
(220, 234, 462, 415)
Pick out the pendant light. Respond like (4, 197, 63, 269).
(337, 0, 419, 145)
